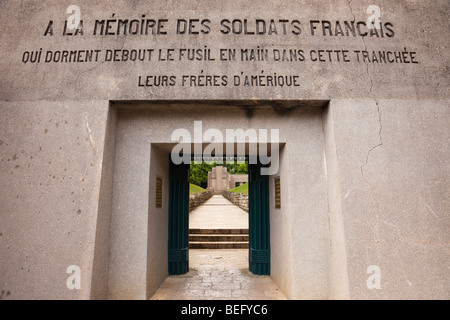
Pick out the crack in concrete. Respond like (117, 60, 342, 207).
(370, 219, 409, 289)
(418, 194, 450, 223)
(348, 0, 374, 93)
(74, 35, 127, 85)
(370, 215, 450, 288)
(361, 102, 383, 185)
(348, 0, 355, 22)
(47, 37, 127, 95)
(371, 218, 448, 247)
(85, 114, 96, 151)
(363, 37, 374, 93)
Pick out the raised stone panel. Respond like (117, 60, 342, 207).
(0, 0, 448, 300)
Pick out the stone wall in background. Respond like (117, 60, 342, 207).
(222, 191, 249, 212)
(189, 190, 214, 212)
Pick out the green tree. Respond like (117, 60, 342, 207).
(189, 161, 248, 188)
(223, 163, 248, 174)
(189, 161, 215, 188)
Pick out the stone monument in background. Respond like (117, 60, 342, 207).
(207, 166, 248, 194)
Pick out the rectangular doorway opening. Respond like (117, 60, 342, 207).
(188, 158, 249, 248)
(188, 158, 250, 279)
(168, 153, 272, 276)
(105, 101, 328, 300)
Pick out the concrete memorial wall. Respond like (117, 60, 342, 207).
(0, 0, 448, 300)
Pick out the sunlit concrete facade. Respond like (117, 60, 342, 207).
(0, 0, 448, 299)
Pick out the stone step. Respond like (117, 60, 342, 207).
(189, 228, 249, 249)
(189, 241, 249, 249)
(189, 228, 248, 235)
(189, 234, 249, 242)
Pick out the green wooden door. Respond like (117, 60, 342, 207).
(248, 163, 270, 275)
(168, 159, 190, 275)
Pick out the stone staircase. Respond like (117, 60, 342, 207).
(189, 228, 249, 249)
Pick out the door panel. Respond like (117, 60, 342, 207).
(168, 160, 190, 275)
(249, 163, 270, 275)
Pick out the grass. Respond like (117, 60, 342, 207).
(227, 182, 248, 194)
(189, 183, 208, 195)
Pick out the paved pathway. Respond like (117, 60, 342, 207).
(151, 249, 287, 300)
(189, 195, 248, 229)
(150, 195, 287, 300)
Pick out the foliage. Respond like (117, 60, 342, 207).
(189, 161, 248, 189)
(189, 183, 207, 195)
(227, 182, 249, 194)
(223, 163, 248, 175)
(190, 162, 215, 188)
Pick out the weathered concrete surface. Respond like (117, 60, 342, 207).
(0, 0, 448, 102)
(0, 0, 448, 300)
(328, 99, 449, 299)
(0, 100, 110, 299)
